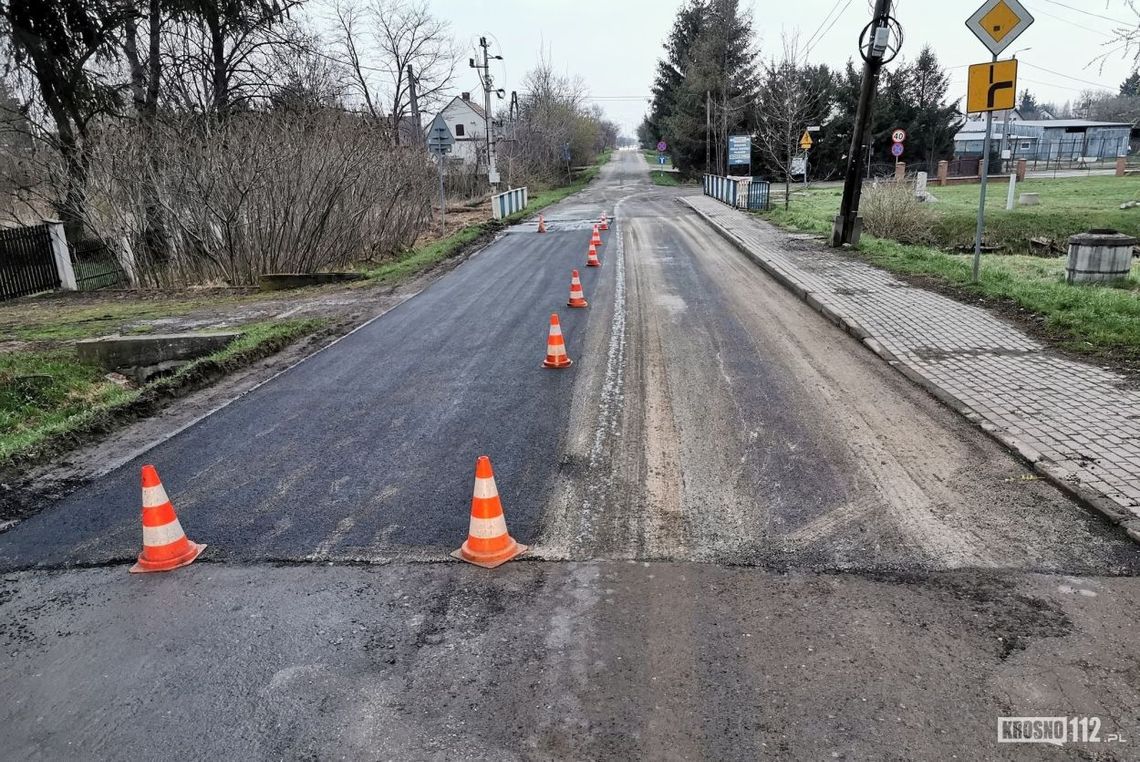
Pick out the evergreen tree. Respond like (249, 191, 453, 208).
(1121, 72, 1140, 97)
(643, 1, 705, 159)
(1018, 89, 1039, 118)
(644, 0, 758, 175)
(868, 46, 962, 170)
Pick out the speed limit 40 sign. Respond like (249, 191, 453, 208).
(891, 128, 907, 143)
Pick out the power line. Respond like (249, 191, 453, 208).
(1037, 0, 1134, 25)
(1031, 5, 1115, 37)
(803, 0, 846, 51)
(1019, 61, 1116, 91)
(806, 0, 855, 57)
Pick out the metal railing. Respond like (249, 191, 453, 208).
(0, 223, 59, 301)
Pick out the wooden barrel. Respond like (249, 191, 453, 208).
(1065, 230, 1136, 284)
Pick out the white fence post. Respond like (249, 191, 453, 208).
(43, 219, 77, 291)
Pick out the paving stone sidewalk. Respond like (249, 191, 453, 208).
(682, 195, 1140, 539)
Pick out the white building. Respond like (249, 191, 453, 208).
(434, 93, 488, 166)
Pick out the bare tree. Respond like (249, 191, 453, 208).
(754, 37, 825, 210)
(158, 0, 304, 115)
(496, 57, 614, 188)
(332, 0, 455, 143)
(84, 109, 434, 286)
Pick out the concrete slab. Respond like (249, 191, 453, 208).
(76, 332, 239, 381)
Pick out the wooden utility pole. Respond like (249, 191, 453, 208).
(407, 64, 424, 147)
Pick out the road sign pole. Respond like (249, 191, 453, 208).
(437, 155, 447, 233)
(972, 53, 997, 284)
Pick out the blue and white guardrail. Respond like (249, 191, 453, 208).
(491, 186, 528, 219)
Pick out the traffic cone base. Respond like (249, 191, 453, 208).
(450, 540, 527, 569)
(453, 456, 527, 568)
(131, 540, 206, 573)
(130, 465, 206, 574)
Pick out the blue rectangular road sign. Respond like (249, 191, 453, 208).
(728, 135, 751, 166)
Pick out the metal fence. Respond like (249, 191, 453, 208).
(0, 223, 59, 301)
(746, 180, 771, 211)
(950, 137, 1127, 176)
(70, 238, 127, 291)
(491, 186, 528, 219)
(703, 174, 738, 206)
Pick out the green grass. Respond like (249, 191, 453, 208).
(774, 176, 1140, 253)
(0, 298, 235, 342)
(0, 318, 323, 466)
(761, 180, 1140, 360)
(641, 149, 684, 186)
(649, 170, 682, 186)
(642, 149, 672, 169)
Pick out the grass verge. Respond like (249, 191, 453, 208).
(0, 318, 324, 469)
(761, 191, 1140, 366)
(775, 176, 1140, 253)
(650, 170, 682, 187)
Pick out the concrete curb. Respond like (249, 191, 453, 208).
(680, 197, 1140, 544)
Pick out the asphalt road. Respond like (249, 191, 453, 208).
(2, 150, 1139, 758)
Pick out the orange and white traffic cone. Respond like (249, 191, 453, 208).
(599, 213, 608, 231)
(590, 224, 602, 247)
(586, 243, 601, 268)
(567, 269, 588, 308)
(130, 465, 206, 573)
(542, 313, 573, 368)
(451, 456, 527, 568)
(537, 214, 547, 233)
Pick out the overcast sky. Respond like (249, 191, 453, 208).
(323, 1, 1140, 135)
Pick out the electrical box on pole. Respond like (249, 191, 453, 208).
(829, 0, 900, 248)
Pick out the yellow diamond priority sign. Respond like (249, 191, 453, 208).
(966, 0, 1034, 57)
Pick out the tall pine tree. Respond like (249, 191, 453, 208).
(641, 0, 758, 174)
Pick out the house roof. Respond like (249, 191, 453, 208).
(441, 94, 486, 119)
(960, 118, 1131, 132)
(955, 132, 1038, 141)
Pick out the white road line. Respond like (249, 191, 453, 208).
(589, 204, 627, 467)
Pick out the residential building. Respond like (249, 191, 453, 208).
(433, 92, 488, 166)
(953, 118, 1131, 161)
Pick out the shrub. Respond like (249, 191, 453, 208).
(83, 110, 435, 287)
(861, 180, 935, 244)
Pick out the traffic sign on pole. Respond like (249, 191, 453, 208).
(890, 142, 904, 158)
(799, 131, 813, 151)
(426, 114, 454, 156)
(891, 128, 906, 144)
(967, 59, 1018, 113)
(966, 0, 1034, 57)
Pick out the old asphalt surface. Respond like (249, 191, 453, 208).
(2, 150, 1139, 759)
